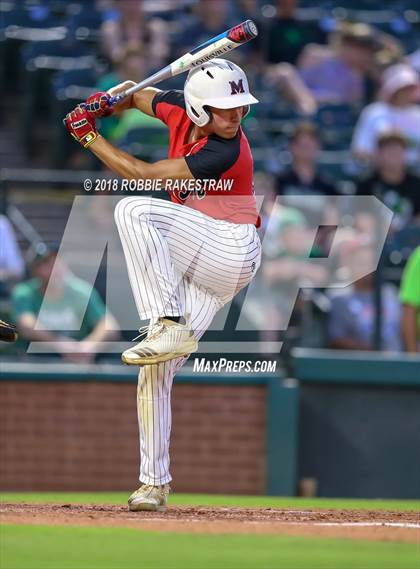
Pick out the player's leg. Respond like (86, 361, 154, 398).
(129, 277, 221, 511)
(114, 196, 183, 321)
(115, 195, 260, 314)
(114, 196, 200, 364)
(115, 196, 260, 365)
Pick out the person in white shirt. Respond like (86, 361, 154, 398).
(407, 49, 420, 75)
(352, 63, 420, 165)
(0, 214, 24, 291)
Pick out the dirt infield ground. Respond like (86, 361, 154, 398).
(1, 503, 419, 543)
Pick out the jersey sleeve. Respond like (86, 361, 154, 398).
(152, 90, 185, 125)
(185, 134, 240, 180)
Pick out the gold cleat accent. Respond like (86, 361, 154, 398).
(122, 318, 198, 366)
(128, 484, 170, 512)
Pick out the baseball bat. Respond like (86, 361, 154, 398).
(108, 19, 258, 106)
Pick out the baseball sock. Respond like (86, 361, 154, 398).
(163, 316, 185, 324)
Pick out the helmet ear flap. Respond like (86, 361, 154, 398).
(203, 105, 212, 124)
(186, 99, 210, 127)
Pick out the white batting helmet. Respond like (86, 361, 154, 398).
(184, 58, 259, 127)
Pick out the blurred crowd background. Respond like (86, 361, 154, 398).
(0, 0, 419, 366)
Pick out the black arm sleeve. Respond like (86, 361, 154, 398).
(185, 134, 240, 180)
(151, 90, 185, 116)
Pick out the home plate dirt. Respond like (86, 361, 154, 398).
(1, 503, 419, 543)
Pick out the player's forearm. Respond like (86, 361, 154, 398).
(90, 135, 153, 179)
(84, 316, 119, 345)
(17, 319, 67, 345)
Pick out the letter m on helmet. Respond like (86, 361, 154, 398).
(229, 79, 245, 95)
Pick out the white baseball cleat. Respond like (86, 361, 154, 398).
(122, 318, 198, 366)
(128, 484, 170, 512)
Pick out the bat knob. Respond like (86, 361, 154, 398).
(244, 20, 258, 38)
(109, 94, 122, 107)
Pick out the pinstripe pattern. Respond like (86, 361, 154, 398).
(114, 196, 261, 485)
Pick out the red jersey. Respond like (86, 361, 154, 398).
(152, 90, 260, 227)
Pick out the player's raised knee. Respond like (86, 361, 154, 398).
(114, 197, 131, 227)
(114, 196, 152, 226)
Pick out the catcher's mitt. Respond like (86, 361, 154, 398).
(0, 319, 18, 343)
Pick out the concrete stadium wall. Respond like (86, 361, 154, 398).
(293, 349, 420, 499)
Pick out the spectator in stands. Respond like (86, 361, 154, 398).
(275, 123, 340, 232)
(328, 243, 402, 351)
(243, 202, 328, 350)
(356, 131, 420, 231)
(171, 0, 228, 53)
(352, 63, 420, 165)
(261, 205, 328, 330)
(232, 0, 259, 24)
(267, 23, 378, 113)
(12, 246, 119, 362)
(95, 43, 165, 143)
(100, 0, 168, 70)
(170, 0, 256, 66)
(0, 215, 25, 297)
(400, 246, 420, 353)
(260, 0, 326, 66)
(300, 23, 378, 104)
(367, 29, 404, 89)
(407, 48, 420, 74)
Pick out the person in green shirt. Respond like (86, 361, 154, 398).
(96, 43, 167, 146)
(400, 246, 420, 352)
(12, 247, 119, 362)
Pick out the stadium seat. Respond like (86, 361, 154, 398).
(385, 225, 420, 269)
(51, 68, 99, 168)
(20, 39, 95, 156)
(65, 2, 103, 44)
(53, 68, 97, 102)
(315, 103, 358, 128)
(0, 4, 65, 94)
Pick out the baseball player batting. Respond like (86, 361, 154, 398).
(64, 57, 261, 512)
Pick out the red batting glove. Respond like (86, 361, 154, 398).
(64, 104, 98, 148)
(85, 91, 114, 118)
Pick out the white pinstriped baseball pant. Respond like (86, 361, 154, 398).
(114, 196, 261, 485)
